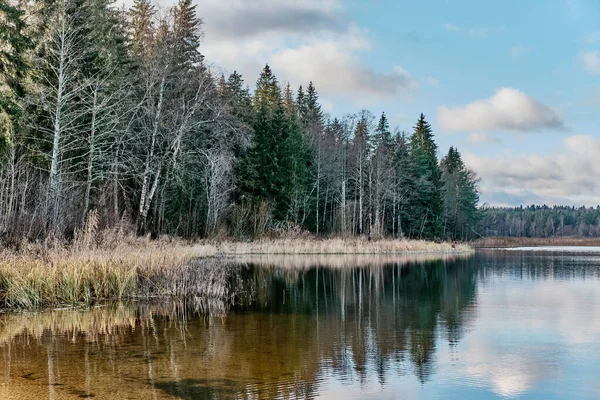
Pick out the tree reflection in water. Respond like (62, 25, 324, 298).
(0, 253, 478, 399)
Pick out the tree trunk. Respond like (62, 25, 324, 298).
(82, 88, 98, 226)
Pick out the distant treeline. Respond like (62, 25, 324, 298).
(0, 0, 480, 241)
(478, 205, 600, 238)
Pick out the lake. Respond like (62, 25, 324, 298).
(1, 249, 600, 399)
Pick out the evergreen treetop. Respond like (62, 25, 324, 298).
(411, 113, 437, 160)
(254, 64, 281, 113)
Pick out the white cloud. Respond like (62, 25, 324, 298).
(426, 76, 439, 88)
(444, 278, 600, 397)
(189, 0, 417, 100)
(270, 43, 417, 99)
(466, 132, 501, 145)
(442, 23, 459, 32)
(581, 50, 600, 74)
(511, 43, 530, 58)
(464, 135, 600, 206)
(438, 87, 566, 133)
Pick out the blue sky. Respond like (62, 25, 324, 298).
(152, 0, 600, 207)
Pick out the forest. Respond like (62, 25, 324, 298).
(478, 205, 600, 238)
(0, 0, 481, 243)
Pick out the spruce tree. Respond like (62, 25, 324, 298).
(129, 0, 156, 58)
(392, 132, 415, 237)
(409, 114, 444, 239)
(254, 64, 280, 113)
(282, 82, 296, 116)
(374, 112, 392, 148)
(0, 0, 31, 150)
(441, 146, 480, 240)
(172, 0, 203, 70)
(349, 115, 371, 234)
(296, 85, 308, 122)
(305, 81, 323, 126)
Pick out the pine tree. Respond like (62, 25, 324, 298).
(254, 64, 280, 113)
(441, 146, 480, 240)
(172, 0, 203, 70)
(226, 71, 253, 127)
(0, 0, 31, 150)
(279, 108, 309, 223)
(392, 132, 415, 237)
(371, 112, 394, 236)
(411, 113, 437, 159)
(282, 82, 296, 116)
(129, 0, 155, 58)
(305, 81, 323, 126)
(349, 114, 371, 234)
(409, 113, 444, 239)
(296, 85, 307, 122)
(374, 112, 392, 148)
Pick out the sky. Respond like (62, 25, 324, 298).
(145, 0, 600, 207)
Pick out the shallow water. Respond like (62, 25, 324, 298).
(2, 250, 600, 399)
(502, 246, 600, 252)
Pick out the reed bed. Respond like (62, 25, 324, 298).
(216, 237, 471, 255)
(0, 239, 220, 309)
(0, 233, 472, 309)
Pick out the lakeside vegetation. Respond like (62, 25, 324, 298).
(0, 216, 470, 309)
(0, 0, 481, 246)
(0, 0, 482, 311)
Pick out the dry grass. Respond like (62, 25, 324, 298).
(472, 236, 600, 248)
(0, 225, 472, 309)
(216, 237, 471, 255)
(0, 237, 218, 309)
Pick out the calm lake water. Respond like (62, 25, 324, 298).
(2, 250, 600, 399)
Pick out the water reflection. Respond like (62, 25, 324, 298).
(1, 252, 600, 399)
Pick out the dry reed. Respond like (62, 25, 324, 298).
(0, 224, 472, 309)
(215, 237, 470, 255)
(0, 235, 218, 309)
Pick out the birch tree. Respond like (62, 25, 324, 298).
(33, 0, 88, 229)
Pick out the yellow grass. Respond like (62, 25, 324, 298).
(0, 235, 471, 309)
(215, 237, 471, 255)
(0, 238, 217, 309)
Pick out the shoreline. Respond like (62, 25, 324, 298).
(213, 238, 472, 255)
(472, 237, 600, 248)
(0, 237, 471, 310)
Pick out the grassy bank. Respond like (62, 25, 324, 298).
(215, 237, 471, 255)
(472, 236, 600, 248)
(0, 239, 219, 309)
(0, 236, 470, 309)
